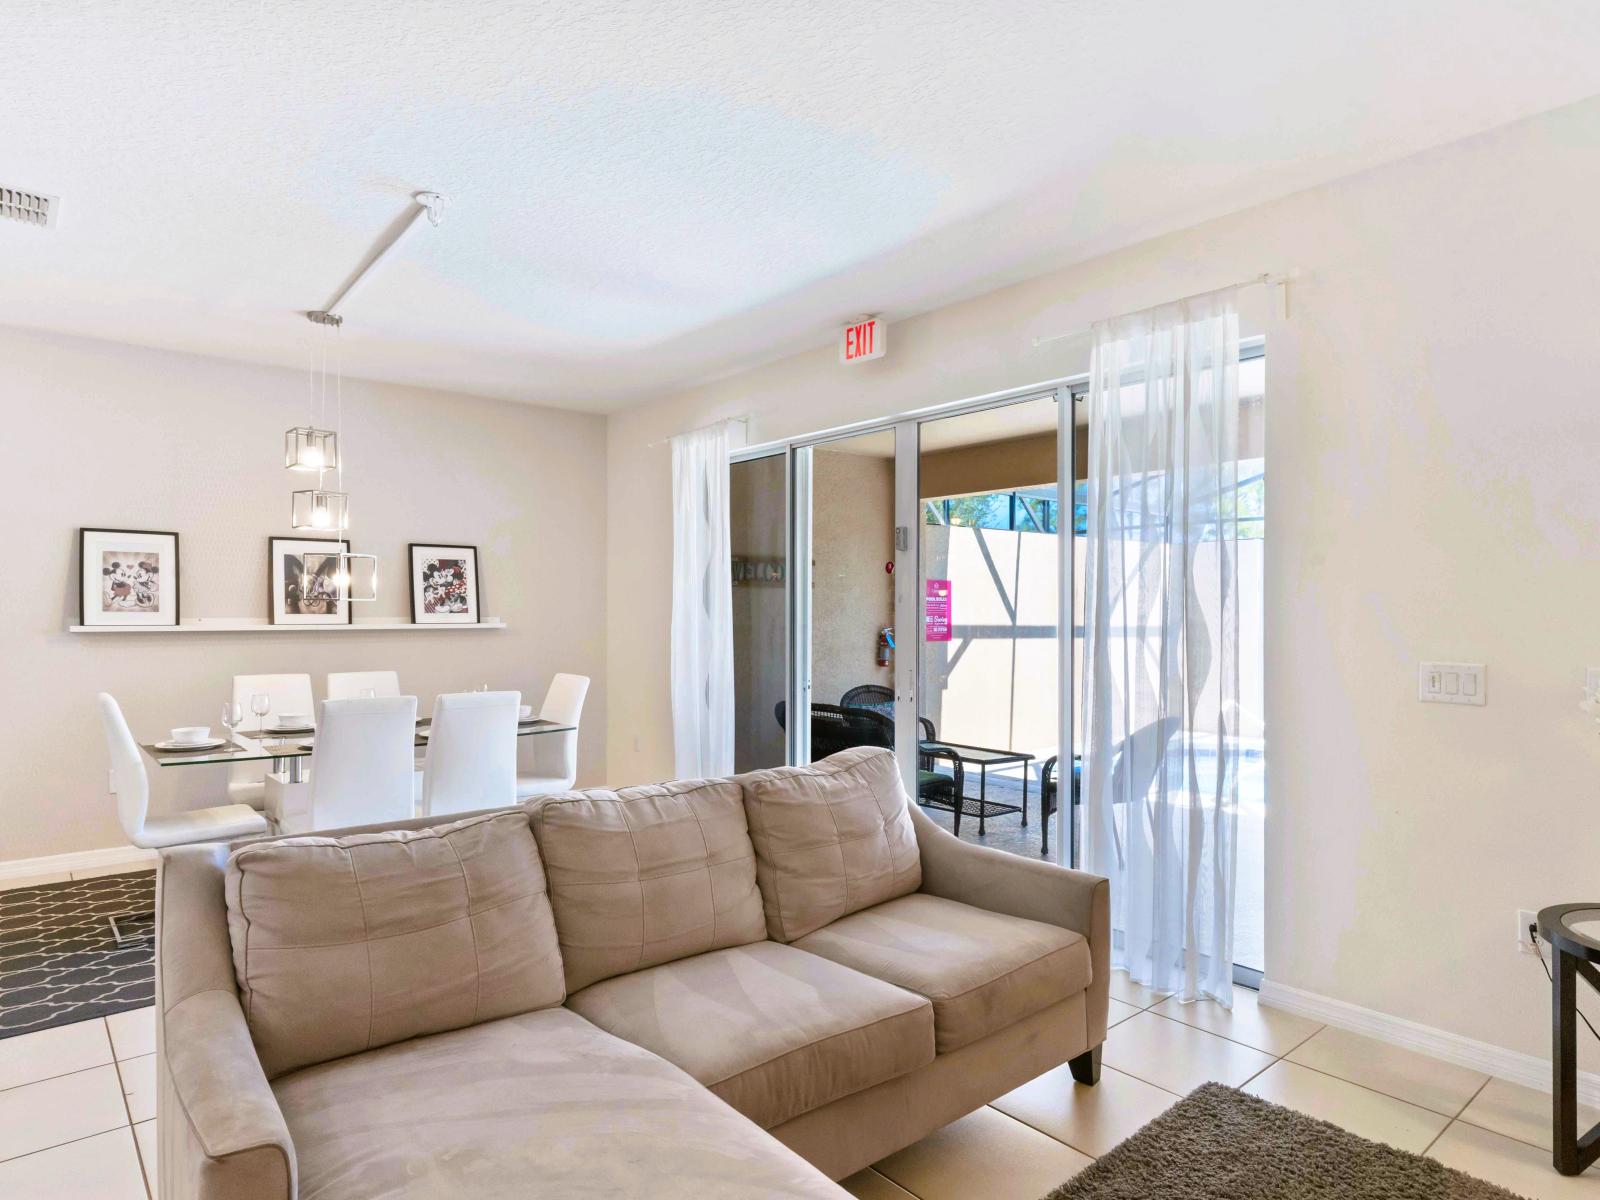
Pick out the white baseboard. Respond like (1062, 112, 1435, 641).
(0, 844, 158, 882)
(1258, 979, 1600, 1109)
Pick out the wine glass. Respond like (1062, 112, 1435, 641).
(250, 692, 271, 735)
(221, 701, 243, 742)
(358, 687, 377, 700)
(475, 683, 489, 693)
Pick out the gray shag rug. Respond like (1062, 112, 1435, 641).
(1043, 1083, 1528, 1199)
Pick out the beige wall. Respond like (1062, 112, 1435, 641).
(1, 326, 608, 861)
(811, 449, 894, 706)
(608, 94, 1600, 1067)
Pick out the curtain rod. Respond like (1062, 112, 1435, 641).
(646, 414, 750, 449)
(1030, 271, 1294, 348)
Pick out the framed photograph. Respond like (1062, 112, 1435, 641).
(268, 537, 353, 625)
(79, 528, 180, 627)
(408, 543, 481, 624)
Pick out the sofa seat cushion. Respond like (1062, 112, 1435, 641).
(226, 810, 565, 1079)
(273, 1006, 846, 1200)
(793, 892, 1091, 1053)
(739, 747, 922, 943)
(566, 940, 933, 1129)
(526, 777, 766, 992)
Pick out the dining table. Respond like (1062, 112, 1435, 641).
(140, 716, 575, 783)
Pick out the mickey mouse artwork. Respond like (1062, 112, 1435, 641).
(408, 543, 480, 623)
(78, 528, 180, 627)
(101, 552, 161, 612)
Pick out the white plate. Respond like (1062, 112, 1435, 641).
(154, 737, 229, 751)
(418, 728, 432, 738)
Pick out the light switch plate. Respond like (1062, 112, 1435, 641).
(1419, 662, 1485, 706)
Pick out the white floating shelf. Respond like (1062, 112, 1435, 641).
(69, 619, 507, 634)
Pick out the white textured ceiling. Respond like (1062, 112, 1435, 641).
(6, 2, 1600, 412)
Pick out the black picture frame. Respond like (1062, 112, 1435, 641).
(78, 527, 181, 627)
(267, 536, 354, 625)
(408, 543, 482, 624)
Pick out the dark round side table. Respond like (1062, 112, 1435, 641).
(1537, 904, 1600, 1175)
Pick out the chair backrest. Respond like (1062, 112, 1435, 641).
(231, 673, 316, 722)
(1111, 716, 1185, 805)
(530, 673, 590, 788)
(309, 696, 419, 830)
(421, 690, 520, 817)
(840, 684, 894, 716)
(325, 670, 401, 701)
(97, 693, 151, 846)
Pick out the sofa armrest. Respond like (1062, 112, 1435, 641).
(157, 845, 296, 1200)
(908, 804, 1111, 1046)
(159, 989, 297, 1200)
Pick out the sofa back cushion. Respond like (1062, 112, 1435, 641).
(225, 811, 564, 1079)
(739, 747, 922, 942)
(526, 778, 766, 992)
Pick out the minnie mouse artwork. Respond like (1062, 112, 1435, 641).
(101, 552, 160, 612)
(408, 543, 479, 623)
(421, 559, 469, 614)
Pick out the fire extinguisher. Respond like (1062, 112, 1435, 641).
(877, 627, 895, 668)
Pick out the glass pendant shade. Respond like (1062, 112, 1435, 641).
(291, 488, 349, 532)
(339, 553, 378, 602)
(285, 426, 339, 472)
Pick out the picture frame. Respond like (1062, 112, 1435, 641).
(408, 543, 481, 624)
(268, 536, 354, 625)
(79, 527, 180, 627)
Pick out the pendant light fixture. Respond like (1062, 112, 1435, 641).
(286, 191, 447, 605)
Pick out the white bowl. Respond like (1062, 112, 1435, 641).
(171, 726, 211, 743)
(274, 713, 311, 728)
(518, 705, 534, 719)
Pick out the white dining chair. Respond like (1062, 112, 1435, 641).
(308, 696, 418, 830)
(326, 670, 401, 701)
(99, 693, 270, 848)
(228, 673, 316, 809)
(516, 673, 590, 800)
(421, 690, 520, 817)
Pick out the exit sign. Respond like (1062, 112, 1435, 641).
(840, 317, 886, 364)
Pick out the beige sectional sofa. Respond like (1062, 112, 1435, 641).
(156, 747, 1109, 1199)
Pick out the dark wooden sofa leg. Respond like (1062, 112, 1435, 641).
(1068, 1045, 1101, 1086)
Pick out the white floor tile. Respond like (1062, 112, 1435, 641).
(0, 1127, 146, 1199)
(1102, 1011, 1275, 1095)
(1153, 988, 1323, 1056)
(117, 1055, 155, 1124)
(1429, 1120, 1600, 1197)
(106, 1008, 155, 1062)
(0, 1064, 129, 1163)
(1286, 1026, 1489, 1117)
(994, 1062, 1180, 1157)
(0, 1020, 112, 1091)
(1106, 970, 1172, 1011)
(1242, 1060, 1450, 1153)
(1457, 1077, 1599, 1154)
(0, 871, 71, 891)
(133, 1119, 156, 1196)
(1106, 998, 1141, 1029)
(840, 1166, 917, 1199)
(873, 1106, 1092, 1200)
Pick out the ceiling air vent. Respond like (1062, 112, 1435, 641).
(0, 187, 58, 228)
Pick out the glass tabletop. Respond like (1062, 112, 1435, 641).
(143, 718, 574, 767)
(919, 741, 1034, 765)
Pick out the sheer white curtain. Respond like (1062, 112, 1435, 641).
(1080, 289, 1242, 1006)
(670, 423, 735, 779)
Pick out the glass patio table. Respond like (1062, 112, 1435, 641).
(917, 740, 1033, 838)
(140, 717, 575, 784)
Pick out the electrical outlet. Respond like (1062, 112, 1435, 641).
(1517, 908, 1539, 955)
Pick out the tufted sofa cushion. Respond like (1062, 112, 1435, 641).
(738, 747, 922, 943)
(525, 778, 767, 992)
(225, 811, 564, 1079)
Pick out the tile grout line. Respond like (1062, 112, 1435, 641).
(112, 1050, 151, 1200)
(0, 1056, 118, 1095)
(0, 1122, 133, 1169)
(1417, 1076, 1494, 1161)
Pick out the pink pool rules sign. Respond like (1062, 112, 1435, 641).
(925, 579, 952, 642)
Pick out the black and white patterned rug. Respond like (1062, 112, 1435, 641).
(0, 871, 156, 1039)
